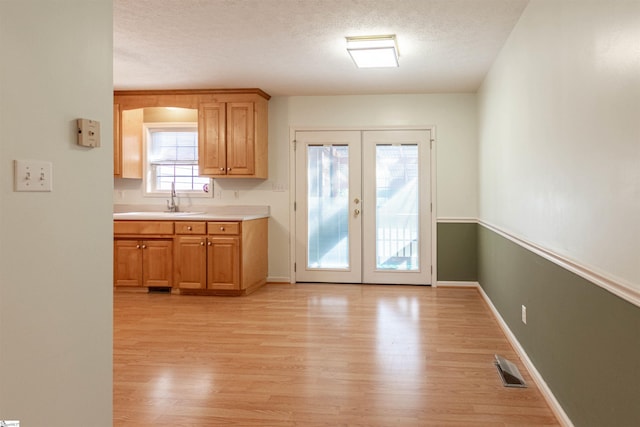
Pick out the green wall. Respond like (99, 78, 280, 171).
(436, 222, 640, 425)
(437, 222, 478, 282)
(478, 225, 640, 426)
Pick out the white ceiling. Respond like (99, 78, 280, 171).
(113, 0, 529, 96)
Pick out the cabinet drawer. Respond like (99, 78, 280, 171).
(114, 221, 174, 235)
(175, 221, 206, 235)
(208, 222, 239, 235)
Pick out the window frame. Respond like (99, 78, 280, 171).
(142, 122, 212, 198)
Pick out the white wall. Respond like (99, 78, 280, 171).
(284, 94, 478, 219)
(0, 1, 113, 425)
(115, 93, 478, 282)
(478, 0, 640, 291)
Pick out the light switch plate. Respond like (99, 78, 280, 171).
(14, 160, 53, 192)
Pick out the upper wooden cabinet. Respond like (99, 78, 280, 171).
(114, 106, 143, 179)
(113, 89, 270, 179)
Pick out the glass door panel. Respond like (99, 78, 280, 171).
(362, 130, 431, 285)
(307, 145, 350, 269)
(375, 144, 419, 270)
(295, 131, 362, 283)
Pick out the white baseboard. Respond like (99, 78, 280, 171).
(476, 285, 574, 427)
(267, 276, 292, 284)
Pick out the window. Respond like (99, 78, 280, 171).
(143, 122, 211, 196)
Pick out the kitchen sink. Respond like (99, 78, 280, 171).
(114, 211, 207, 218)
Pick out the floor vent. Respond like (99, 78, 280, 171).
(494, 354, 527, 388)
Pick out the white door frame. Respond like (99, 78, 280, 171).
(288, 126, 438, 286)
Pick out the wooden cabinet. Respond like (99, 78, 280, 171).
(113, 103, 121, 176)
(199, 101, 266, 177)
(114, 221, 175, 288)
(174, 221, 208, 290)
(206, 222, 241, 291)
(115, 218, 267, 295)
(113, 89, 269, 179)
(174, 219, 268, 295)
(175, 221, 241, 292)
(113, 106, 143, 179)
(114, 239, 173, 287)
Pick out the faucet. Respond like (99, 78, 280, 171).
(166, 182, 178, 212)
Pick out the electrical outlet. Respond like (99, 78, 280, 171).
(272, 182, 286, 192)
(521, 305, 527, 324)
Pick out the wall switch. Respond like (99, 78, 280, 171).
(521, 305, 527, 324)
(14, 160, 53, 192)
(77, 118, 101, 147)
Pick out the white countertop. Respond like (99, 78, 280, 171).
(113, 205, 270, 221)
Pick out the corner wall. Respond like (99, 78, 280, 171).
(0, 1, 113, 425)
(478, 225, 640, 426)
(477, 1, 640, 425)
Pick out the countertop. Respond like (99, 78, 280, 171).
(113, 205, 270, 222)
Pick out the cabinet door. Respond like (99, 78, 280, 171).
(119, 108, 144, 179)
(142, 240, 173, 287)
(114, 239, 143, 287)
(175, 236, 207, 289)
(226, 102, 255, 176)
(113, 103, 121, 177)
(207, 236, 240, 290)
(199, 102, 227, 176)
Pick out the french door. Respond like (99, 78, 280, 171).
(294, 129, 431, 285)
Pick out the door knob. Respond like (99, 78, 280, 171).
(354, 197, 360, 204)
(354, 208, 360, 217)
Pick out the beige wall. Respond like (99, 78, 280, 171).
(0, 1, 113, 425)
(115, 93, 478, 282)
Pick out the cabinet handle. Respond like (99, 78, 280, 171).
(227, 168, 231, 171)
(141, 244, 147, 249)
(207, 241, 212, 246)
(136, 244, 140, 249)
(200, 241, 205, 246)
(219, 167, 225, 171)
(220, 226, 225, 231)
(187, 226, 192, 231)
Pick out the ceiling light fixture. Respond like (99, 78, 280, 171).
(346, 35, 399, 68)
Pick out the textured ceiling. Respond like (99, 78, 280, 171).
(114, 0, 529, 96)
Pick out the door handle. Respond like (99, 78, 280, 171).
(354, 208, 360, 217)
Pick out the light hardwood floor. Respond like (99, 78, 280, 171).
(114, 284, 560, 426)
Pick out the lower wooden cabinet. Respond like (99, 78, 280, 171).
(113, 239, 173, 287)
(173, 235, 207, 290)
(174, 235, 240, 291)
(114, 218, 267, 295)
(207, 236, 240, 290)
(175, 219, 266, 295)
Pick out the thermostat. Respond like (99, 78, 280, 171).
(77, 118, 101, 147)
